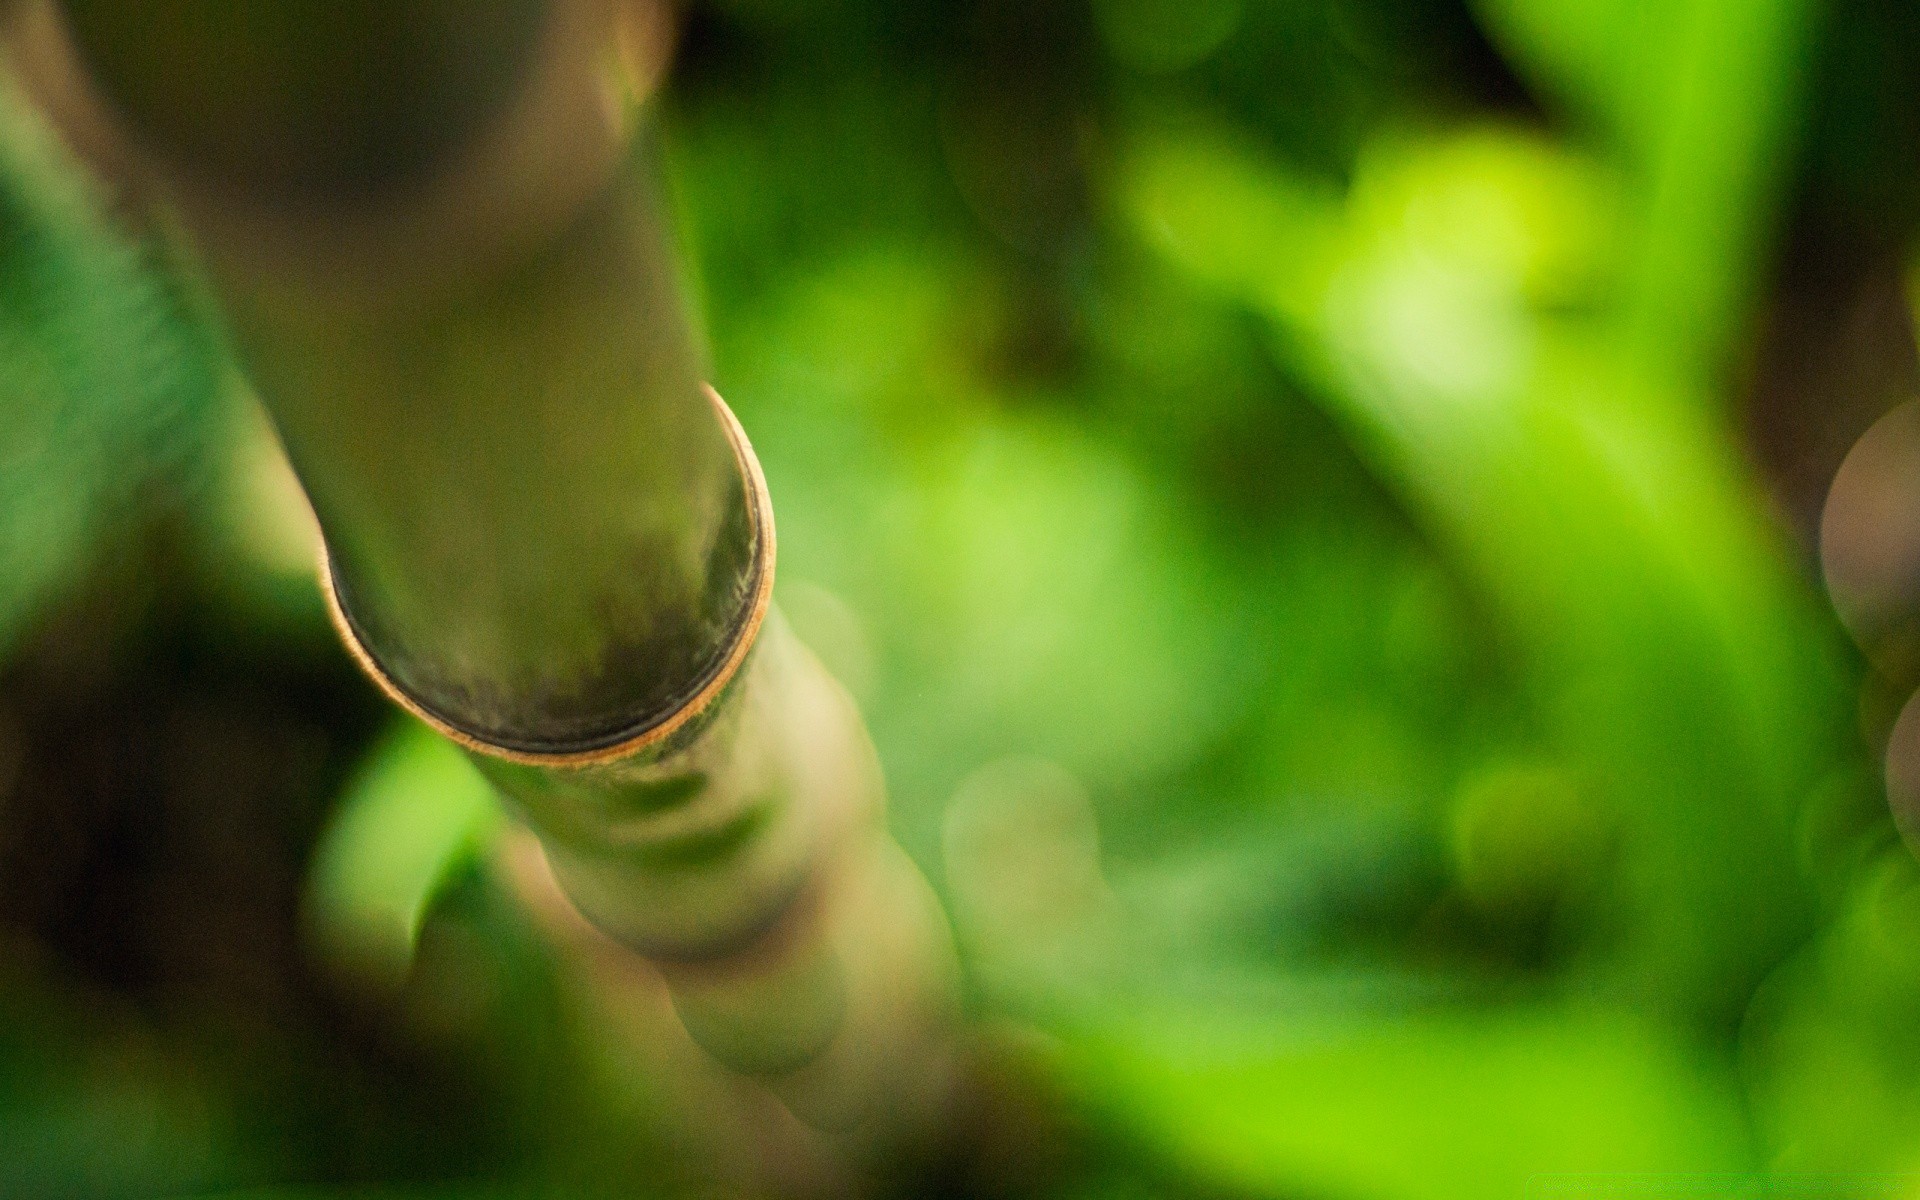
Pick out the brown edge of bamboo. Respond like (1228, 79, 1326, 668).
(318, 383, 777, 767)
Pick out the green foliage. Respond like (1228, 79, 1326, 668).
(1123, 118, 1838, 1014)
(0, 954, 245, 1199)
(0, 73, 221, 655)
(1070, 1005, 1755, 1191)
(3, 0, 1913, 1195)
(1475, 0, 1816, 379)
(304, 720, 502, 991)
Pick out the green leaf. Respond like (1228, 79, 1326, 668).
(1121, 120, 1841, 1014)
(1067, 1004, 1754, 1198)
(1473, 0, 1819, 380)
(304, 721, 503, 990)
(0, 71, 221, 656)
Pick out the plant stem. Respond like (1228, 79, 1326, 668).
(21, 0, 963, 1160)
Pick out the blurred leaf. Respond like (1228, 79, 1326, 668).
(1743, 848, 1920, 1175)
(1473, 0, 1818, 380)
(191, 382, 331, 636)
(1068, 1003, 1755, 1198)
(0, 72, 220, 657)
(305, 721, 503, 990)
(1123, 119, 1843, 1014)
(1093, 0, 1244, 75)
(0, 952, 245, 1199)
(1121, 109, 1344, 317)
(713, 242, 1268, 861)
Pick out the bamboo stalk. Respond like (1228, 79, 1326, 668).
(17, 0, 962, 1167)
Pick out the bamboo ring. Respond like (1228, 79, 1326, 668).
(319, 384, 776, 767)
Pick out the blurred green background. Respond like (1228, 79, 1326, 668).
(6, 0, 1920, 1195)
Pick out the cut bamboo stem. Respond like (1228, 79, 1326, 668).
(17, 0, 963, 1168)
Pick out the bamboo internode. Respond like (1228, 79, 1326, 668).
(18, 0, 964, 1173)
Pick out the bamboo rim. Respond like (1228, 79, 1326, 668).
(319, 383, 777, 767)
